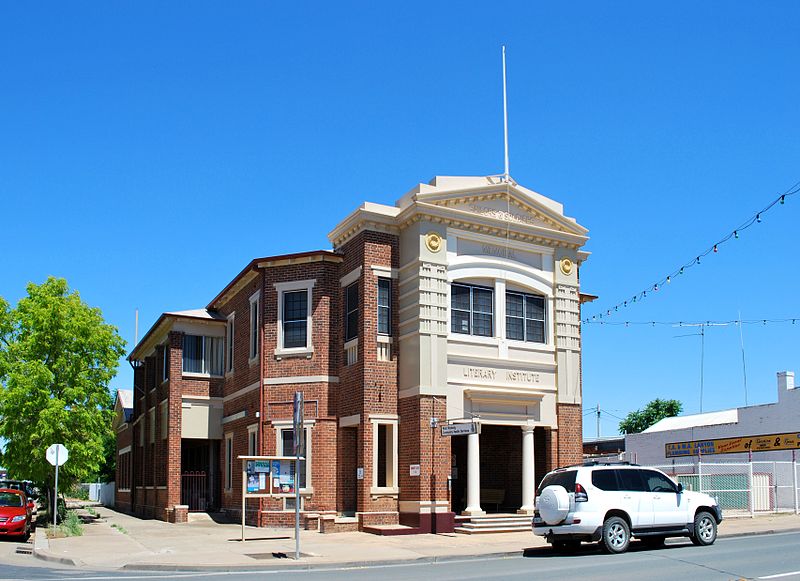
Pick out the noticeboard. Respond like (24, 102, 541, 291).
(240, 456, 301, 497)
(665, 431, 800, 458)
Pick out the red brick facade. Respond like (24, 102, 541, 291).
(118, 178, 588, 533)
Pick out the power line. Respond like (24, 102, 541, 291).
(584, 317, 800, 327)
(585, 179, 800, 323)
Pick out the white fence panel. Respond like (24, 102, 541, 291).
(99, 482, 115, 507)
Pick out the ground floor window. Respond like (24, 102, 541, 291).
(371, 419, 398, 491)
(248, 424, 258, 456)
(225, 433, 233, 491)
(278, 427, 310, 489)
(118, 448, 131, 491)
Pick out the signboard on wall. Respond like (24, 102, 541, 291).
(666, 431, 800, 458)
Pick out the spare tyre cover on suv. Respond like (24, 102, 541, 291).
(538, 485, 570, 525)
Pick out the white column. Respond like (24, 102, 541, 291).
(519, 425, 536, 514)
(464, 431, 484, 515)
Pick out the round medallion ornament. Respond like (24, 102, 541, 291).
(560, 257, 573, 276)
(425, 232, 443, 253)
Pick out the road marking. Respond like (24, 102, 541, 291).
(759, 571, 800, 579)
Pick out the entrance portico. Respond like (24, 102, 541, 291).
(460, 422, 538, 516)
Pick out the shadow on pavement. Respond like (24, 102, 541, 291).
(228, 536, 292, 542)
(522, 540, 695, 558)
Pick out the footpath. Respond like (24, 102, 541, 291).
(33, 508, 800, 572)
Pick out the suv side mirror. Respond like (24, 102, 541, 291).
(676, 482, 683, 493)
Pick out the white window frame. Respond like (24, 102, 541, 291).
(377, 278, 391, 336)
(274, 279, 315, 357)
(247, 423, 258, 456)
(181, 335, 225, 377)
(450, 282, 494, 337)
(248, 290, 261, 364)
(370, 416, 399, 495)
(505, 289, 547, 344)
(225, 432, 234, 492)
(273, 421, 313, 494)
(226, 313, 235, 375)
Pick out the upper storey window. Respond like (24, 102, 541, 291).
(377, 279, 391, 335)
(283, 291, 308, 348)
(274, 279, 315, 356)
(451, 283, 493, 337)
(249, 291, 261, 361)
(506, 291, 546, 343)
(344, 282, 359, 342)
(182, 335, 224, 376)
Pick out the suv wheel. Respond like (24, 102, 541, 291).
(691, 511, 717, 546)
(601, 516, 630, 554)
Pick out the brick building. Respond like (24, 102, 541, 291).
(117, 175, 591, 532)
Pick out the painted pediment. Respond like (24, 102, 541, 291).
(422, 188, 587, 237)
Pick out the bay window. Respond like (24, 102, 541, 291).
(182, 335, 224, 376)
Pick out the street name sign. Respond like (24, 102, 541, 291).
(441, 423, 478, 437)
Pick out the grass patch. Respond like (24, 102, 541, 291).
(111, 523, 128, 534)
(54, 510, 84, 537)
(86, 507, 97, 517)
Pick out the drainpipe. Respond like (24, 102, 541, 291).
(128, 358, 144, 512)
(258, 268, 265, 526)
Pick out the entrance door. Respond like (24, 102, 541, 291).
(479, 425, 522, 512)
(451, 435, 467, 514)
(181, 439, 220, 512)
(339, 427, 357, 515)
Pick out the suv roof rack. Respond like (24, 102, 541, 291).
(581, 460, 640, 467)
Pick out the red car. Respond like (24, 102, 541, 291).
(0, 489, 33, 540)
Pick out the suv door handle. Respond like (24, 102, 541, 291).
(653, 495, 661, 499)
(623, 495, 631, 499)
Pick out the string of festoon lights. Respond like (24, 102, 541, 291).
(584, 317, 800, 328)
(584, 179, 800, 323)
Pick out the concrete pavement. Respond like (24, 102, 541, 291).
(32, 508, 800, 572)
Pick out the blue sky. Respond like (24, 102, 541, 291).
(2, 2, 799, 438)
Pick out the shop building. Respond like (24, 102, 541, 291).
(117, 175, 590, 532)
(626, 371, 800, 465)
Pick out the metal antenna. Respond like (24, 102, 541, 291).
(502, 45, 510, 182)
(738, 310, 749, 406)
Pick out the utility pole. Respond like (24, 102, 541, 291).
(596, 403, 601, 439)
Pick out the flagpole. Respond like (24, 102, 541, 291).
(502, 45, 510, 182)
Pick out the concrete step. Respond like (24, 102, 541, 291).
(362, 523, 420, 536)
(454, 524, 532, 534)
(454, 513, 532, 534)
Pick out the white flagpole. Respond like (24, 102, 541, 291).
(502, 45, 510, 182)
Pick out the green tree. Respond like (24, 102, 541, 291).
(0, 277, 126, 500)
(618, 398, 683, 434)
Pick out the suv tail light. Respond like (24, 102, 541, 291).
(574, 483, 588, 502)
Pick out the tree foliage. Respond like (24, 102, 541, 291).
(618, 398, 683, 434)
(0, 277, 126, 492)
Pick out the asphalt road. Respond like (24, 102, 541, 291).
(1, 531, 800, 580)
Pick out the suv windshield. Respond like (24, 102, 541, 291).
(538, 470, 577, 493)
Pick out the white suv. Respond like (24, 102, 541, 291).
(533, 463, 722, 554)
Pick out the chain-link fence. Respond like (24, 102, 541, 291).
(646, 458, 800, 517)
